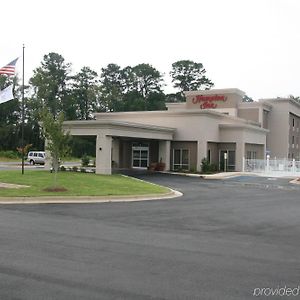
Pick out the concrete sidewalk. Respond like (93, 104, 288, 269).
(161, 171, 246, 179)
(162, 170, 300, 182)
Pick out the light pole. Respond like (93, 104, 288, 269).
(21, 44, 25, 174)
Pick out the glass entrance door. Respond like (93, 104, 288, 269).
(132, 143, 149, 168)
(219, 150, 235, 171)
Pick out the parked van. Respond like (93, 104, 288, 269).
(27, 151, 46, 165)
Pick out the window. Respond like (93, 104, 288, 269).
(246, 151, 257, 159)
(228, 151, 236, 170)
(173, 149, 189, 170)
(219, 150, 236, 171)
(132, 143, 149, 168)
(246, 151, 251, 159)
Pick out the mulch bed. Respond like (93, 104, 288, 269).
(43, 187, 68, 192)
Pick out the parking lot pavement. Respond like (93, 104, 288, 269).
(133, 172, 300, 191)
(224, 174, 295, 184)
(0, 161, 43, 171)
(0, 173, 300, 299)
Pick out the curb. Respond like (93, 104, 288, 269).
(0, 188, 183, 205)
(160, 171, 244, 179)
(289, 178, 300, 185)
(159, 171, 203, 178)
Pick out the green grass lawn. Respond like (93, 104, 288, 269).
(0, 170, 169, 197)
(0, 157, 20, 162)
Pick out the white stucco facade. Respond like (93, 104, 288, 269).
(59, 88, 269, 174)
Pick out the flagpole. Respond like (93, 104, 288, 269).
(21, 44, 25, 175)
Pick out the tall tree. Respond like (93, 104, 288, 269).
(120, 66, 134, 93)
(132, 64, 164, 98)
(41, 110, 71, 187)
(165, 92, 185, 103)
(72, 66, 99, 120)
(100, 63, 124, 112)
(170, 60, 214, 93)
(145, 92, 166, 111)
(122, 90, 145, 111)
(30, 52, 71, 118)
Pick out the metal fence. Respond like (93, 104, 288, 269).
(244, 158, 300, 175)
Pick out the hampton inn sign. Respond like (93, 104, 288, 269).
(191, 94, 228, 109)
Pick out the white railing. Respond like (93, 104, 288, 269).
(244, 158, 300, 175)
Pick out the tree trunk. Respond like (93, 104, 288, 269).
(52, 157, 59, 187)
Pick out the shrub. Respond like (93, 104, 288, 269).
(81, 154, 90, 167)
(155, 162, 166, 171)
(80, 168, 86, 173)
(148, 162, 157, 171)
(201, 158, 217, 173)
(60, 166, 66, 172)
(0, 150, 19, 159)
(72, 166, 78, 172)
(189, 167, 197, 173)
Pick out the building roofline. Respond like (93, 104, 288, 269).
(94, 109, 224, 118)
(219, 123, 269, 133)
(238, 101, 272, 111)
(63, 120, 176, 133)
(94, 108, 261, 127)
(259, 97, 300, 109)
(184, 88, 245, 97)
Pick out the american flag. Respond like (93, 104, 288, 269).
(0, 58, 18, 76)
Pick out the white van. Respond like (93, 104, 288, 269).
(27, 151, 46, 165)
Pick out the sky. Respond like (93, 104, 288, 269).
(1, 0, 300, 100)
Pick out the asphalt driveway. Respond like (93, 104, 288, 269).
(0, 173, 300, 299)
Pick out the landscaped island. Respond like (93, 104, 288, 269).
(0, 171, 168, 197)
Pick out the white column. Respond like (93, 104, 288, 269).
(236, 141, 245, 171)
(197, 140, 207, 172)
(111, 138, 120, 169)
(96, 134, 112, 175)
(158, 140, 171, 171)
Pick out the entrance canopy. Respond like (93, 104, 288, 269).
(62, 120, 175, 174)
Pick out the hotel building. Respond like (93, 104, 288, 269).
(56, 88, 300, 174)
